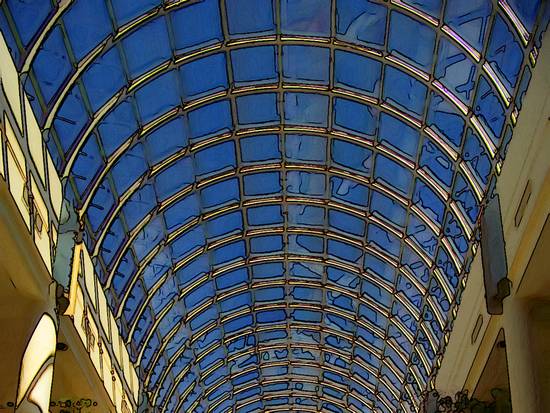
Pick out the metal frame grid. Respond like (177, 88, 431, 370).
(1, 0, 548, 411)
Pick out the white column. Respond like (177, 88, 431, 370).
(15, 313, 58, 413)
(502, 297, 538, 413)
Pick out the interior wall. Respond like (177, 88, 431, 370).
(515, 216, 550, 412)
(529, 301, 550, 411)
(0, 182, 56, 411)
(472, 329, 510, 404)
(435, 23, 550, 413)
(0, 293, 48, 411)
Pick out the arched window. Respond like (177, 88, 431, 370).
(17, 313, 57, 412)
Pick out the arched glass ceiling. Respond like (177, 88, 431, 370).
(1, 0, 548, 411)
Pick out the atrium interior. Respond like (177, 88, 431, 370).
(0, 0, 549, 412)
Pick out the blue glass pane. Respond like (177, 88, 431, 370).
(180, 53, 228, 101)
(427, 93, 465, 148)
(54, 86, 89, 153)
(98, 101, 138, 157)
(240, 134, 281, 163)
(328, 239, 362, 264)
(332, 139, 372, 175)
(473, 76, 505, 141)
(250, 235, 283, 253)
(63, 0, 112, 61)
(329, 210, 365, 237)
(155, 157, 194, 200)
(368, 224, 401, 259)
(101, 217, 126, 266)
(284, 93, 329, 127)
(171, 226, 205, 261)
(384, 66, 428, 118)
(188, 100, 232, 141)
(379, 113, 420, 160)
(195, 141, 236, 177)
(144, 117, 188, 165)
(164, 194, 200, 232)
(413, 180, 445, 224)
(111, 143, 147, 194)
(212, 240, 246, 266)
(72, 135, 104, 196)
(508, 0, 541, 31)
(245, 172, 282, 196)
(388, 11, 436, 71)
(285, 134, 326, 163)
(110, 0, 158, 27)
(486, 15, 523, 91)
(33, 26, 72, 104)
(281, 0, 331, 37)
(330, 177, 369, 207)
(288, 205, 324, 227)
(283, 46, 330, 84)
(237, 93, 279, 126)
(247, 205, 283, 226)
(371, 190, 407, 228)
(420, 140, 454, 188)
(334, 50, 381, 96)
(6, 0, 51, 47)
(226, 0, 275, 36)
(123, 184, 156, 230)
(82, 48, 125, 112)
(333, 98, 377, 136)
(122, 18, 171, 79)
(435, 39, 477, 105)
(135, 71, 180, 123)
(453, 173, 479, 223)
(206, 211, 243, 239)
(463, 129, 491, 186)
(201, 179, 240, 209)
(87, 179, 115, 232)
(403, 0, 442, 18)
(287, 171, 325, 196)
(375, 155, 413, 196)
(336, 0, 387, 48)
(231, 46, 278, 86)
(444, 0, 492, 51)
(407, 214, 438, 258)
(171, 0, 223, 54)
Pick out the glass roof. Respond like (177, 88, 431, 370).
(2, 0, 548, 411)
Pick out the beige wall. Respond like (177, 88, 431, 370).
(0, 178, 57, 411)
(0, 30, 139, 412)
(436, 28, 550, 413)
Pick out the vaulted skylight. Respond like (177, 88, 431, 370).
(1, 0, 548, 411)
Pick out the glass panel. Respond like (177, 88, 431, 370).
(486, 15, 523, 91)
(226, 0, 276, 37)
(444, 0, 492, 51)
(171, 0, 223, 54)
(6, 0, 543, 409)
(281, 0, 331, 37)
(231, 46, 278, 86)
(388, 11, 436, 71)
(336, 0, 387, 48)
(334, 50, 382, 97)
(283, 45, 330, 84)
